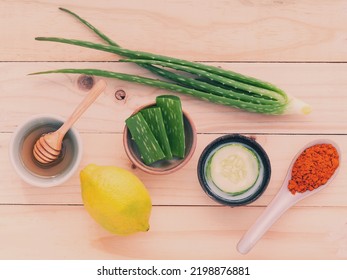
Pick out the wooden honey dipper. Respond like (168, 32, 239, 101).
(33, 79, 107, 164)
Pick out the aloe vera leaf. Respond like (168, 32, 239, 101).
(125, 112, 165, 165)
(30, 68, 287, 114)
(58, 7, 120, 47)
(36, 35, 284, 93)
(156, 95, 185, 158)
(120, 59, 285, 103)
(36, 8, 312, 115)
(34, 36, 290, 113)
(135, 63, 279, 105)
(140, 107, 172, 159)
(59, 8, 285, 95)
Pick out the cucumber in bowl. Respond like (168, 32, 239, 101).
(208, 144, 260, 195)
(198, 134, 271, 206)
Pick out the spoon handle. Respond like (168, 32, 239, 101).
(58, 79, 107, 136)
(237, 186, 295, 254)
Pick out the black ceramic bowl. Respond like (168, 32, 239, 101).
(197, 134, 271, 206)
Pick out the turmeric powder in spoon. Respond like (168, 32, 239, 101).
(288, 143, 339, 194)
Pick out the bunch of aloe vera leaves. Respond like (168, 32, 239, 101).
(32, 7, 311, 115)
(126, 95, 186, 165)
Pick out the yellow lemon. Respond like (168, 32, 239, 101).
(80, 164, 152, 235)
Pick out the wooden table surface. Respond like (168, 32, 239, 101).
(1, 0, 347, 260)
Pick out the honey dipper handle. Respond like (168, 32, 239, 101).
(58, 80, 107, 136)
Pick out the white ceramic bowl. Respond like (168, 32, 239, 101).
(9, 114, 83, 187)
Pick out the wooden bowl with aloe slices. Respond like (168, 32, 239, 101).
(123, 95, 197, 175)
(197, 134, 271, 206)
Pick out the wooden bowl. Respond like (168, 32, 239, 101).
(123, 103, 197, 175)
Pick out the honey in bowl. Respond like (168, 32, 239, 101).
(20, 124, 74, 178)
(9, 115, 82, 187)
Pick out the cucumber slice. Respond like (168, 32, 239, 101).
(209, 144, 260, 194)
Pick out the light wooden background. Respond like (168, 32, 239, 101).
(1, 0, 347, 260)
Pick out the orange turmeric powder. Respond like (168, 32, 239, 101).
(288, 143, 339, 195)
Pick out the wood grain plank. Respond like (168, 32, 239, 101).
(2, 133, 346, 207)
(1, 62, 347, 134)
(0, 205, 346, 259)
(2, 0, 347, 263)
(1, 0, 347, 62)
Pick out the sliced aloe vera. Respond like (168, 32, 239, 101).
(156, 95, 185, 158)
(125, 112, 165, 165)
(141, 107, 172, 159)
(209, 144, 260, 194)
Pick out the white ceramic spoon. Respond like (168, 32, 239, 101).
(237, 139, 341, 254)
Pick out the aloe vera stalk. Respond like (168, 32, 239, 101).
(125, 112, 165, 165)
(58, 7, 120, 47)
(133, 63, 279, 105)
(156, 95, 185, 158)
(32, 37, 309, 114)
(120, 59, 284, 102)
(35, 36, 283, 93)
(58, 7, 277, 95)
(33, 8, 312, 115)
(141, 107, 172, 159)
(30, 68, 285, 114)
(35, 36, 281, 93)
